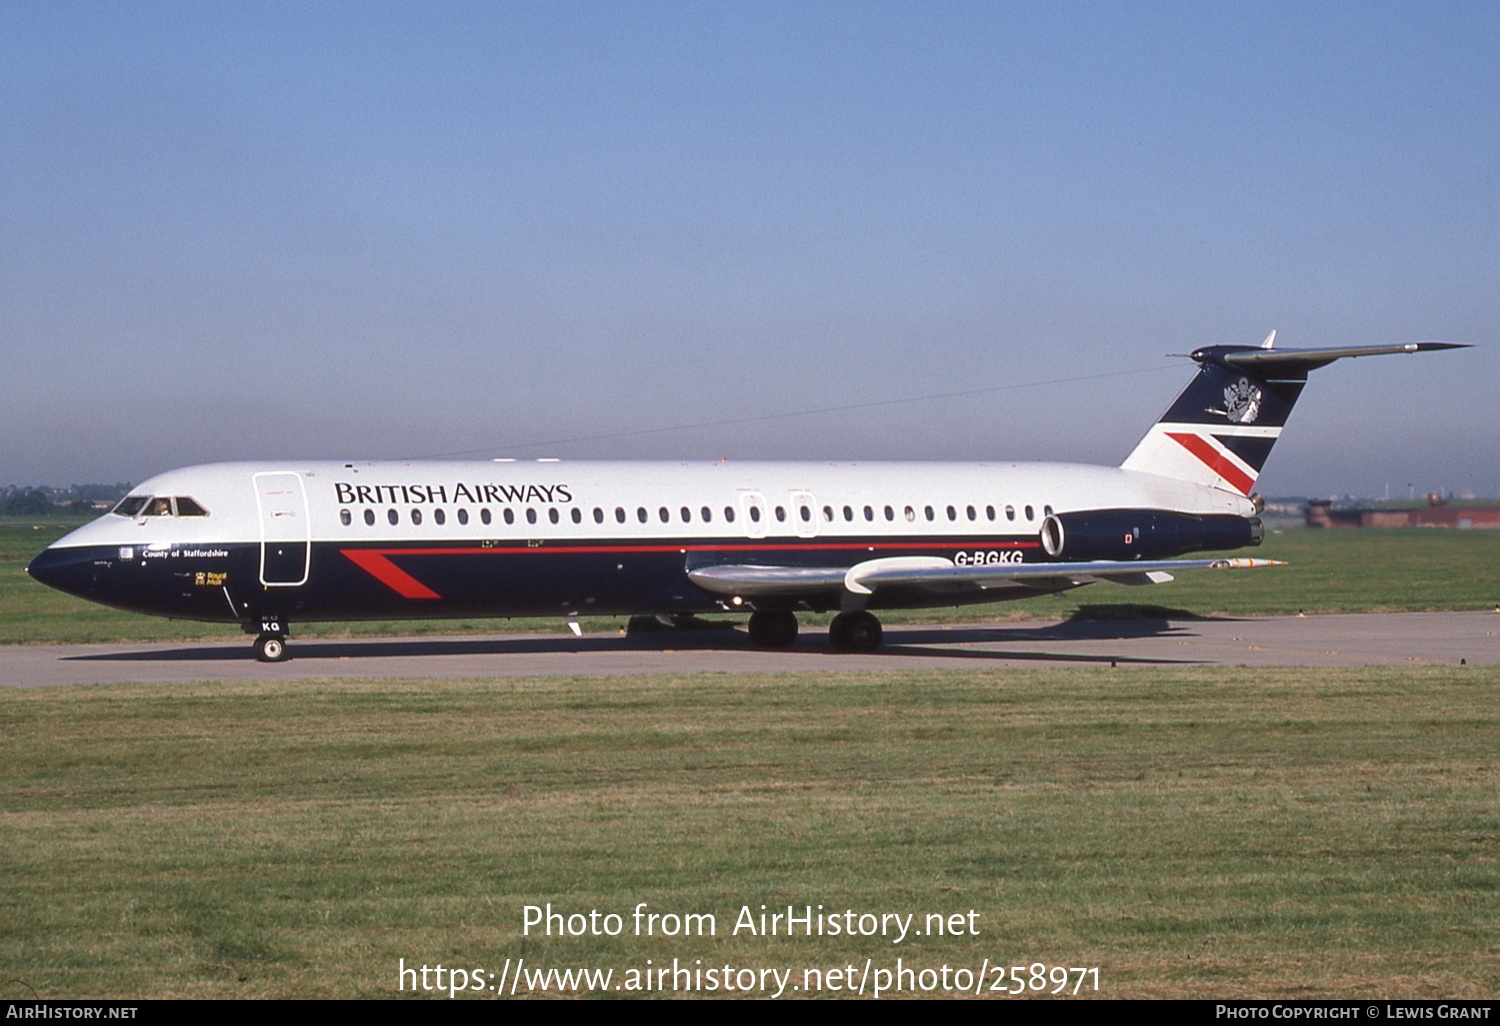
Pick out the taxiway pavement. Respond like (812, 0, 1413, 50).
(2, 611, 1496, 687)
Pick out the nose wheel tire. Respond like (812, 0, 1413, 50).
(254, 634, 288, 662)
(747, 610, 799, 648)
(829, 611, 883, 652)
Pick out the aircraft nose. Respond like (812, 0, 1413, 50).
(25, 545, 94, 599)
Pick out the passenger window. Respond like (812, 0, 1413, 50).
(924, 506, 934, 521)
(411, 509, 422, 525)
(1025, 505, 1034, 520)
(340, 509, 352, 526)
(864, 505, 874, 521)
(387, 509, 398, 525)
(594, 508, 604, 523)
(903, 505, 914, 522)
(616, 507, 626, 523)
(527, 509, 538, 525)
(458, 509, 469, 525)
(659, 507, 670, 523)
(1006, 505, 1015, 521)
(724, 507, 736, 523)
(435, 508, 446, 525)
(364, 509, 375, 526)
(986, 505, 995, 521)
(775, 506, 786, 522)
(946, 505, 956, 521)
(843, 506, 853, 522)
(1044, 505, 1053, 516)
(681, 506, 692, 522)
(822, 505, 833, 522)
(548, 508, 559, 524)
(967, 505, 976, 521)
(571, 508, 582, 524)
(701, 506, 712, 522)
(884, 505, 894, 521)
(504, 509, 515, 525)
(802, 505, 813, 522)
(749, 506, 761, 523)
(481, 509, 492, 525)
(637, 507, 648, 523)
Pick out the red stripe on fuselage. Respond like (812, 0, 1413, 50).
(1165, 432, 1256, 495)
(339, 539, 1041, 600)
(339, 549, 442, 599)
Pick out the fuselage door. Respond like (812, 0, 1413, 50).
(738, 490, 768, 540)
(789, 490, 819, 538)
(254, 472, 311, 587)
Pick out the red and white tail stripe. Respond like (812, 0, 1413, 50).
(1121, 423, 1281, 495)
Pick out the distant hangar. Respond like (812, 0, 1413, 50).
(1306, 495, 1500, 529)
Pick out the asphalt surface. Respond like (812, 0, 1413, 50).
(2, 612, 1497, 686)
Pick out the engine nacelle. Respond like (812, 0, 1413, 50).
(1040, 509, 1263, 562)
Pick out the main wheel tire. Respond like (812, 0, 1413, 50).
(254, 635, 287, 662)
(829, 611, 882, 653)
(747, 610, 798, 648)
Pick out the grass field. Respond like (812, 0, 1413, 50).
(2, 667, 1496, 999)
(5, 519, 1500, 645)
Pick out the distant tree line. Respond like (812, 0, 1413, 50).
(0, 483, 133, 517)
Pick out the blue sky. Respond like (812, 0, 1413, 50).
(3, 1, 1496, 497)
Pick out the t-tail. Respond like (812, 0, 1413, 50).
(1121, 331, 1468, 496)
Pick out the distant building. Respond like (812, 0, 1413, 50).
(1306, 494, 1500, 529)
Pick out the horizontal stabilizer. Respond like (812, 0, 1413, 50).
(1220, 341, 1469, 373)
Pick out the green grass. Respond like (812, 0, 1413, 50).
(5, 520, 1500, 645)
(2, 667, 1496, 998)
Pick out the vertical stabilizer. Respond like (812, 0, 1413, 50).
(1121, 338, 1466, 495)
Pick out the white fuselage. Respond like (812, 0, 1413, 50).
(53, 457, 1252, 551)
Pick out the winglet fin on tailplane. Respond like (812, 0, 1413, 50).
(1120, 337, 1468, 495)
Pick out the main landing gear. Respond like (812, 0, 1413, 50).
(829, 610, 882, 653)
(747, 610, 798, 648)
(746, 609, 885, 653)
(250, 616, 289, 662)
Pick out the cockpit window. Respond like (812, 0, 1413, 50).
(111, 495, 211, 518)
(113, 496, 150, 517)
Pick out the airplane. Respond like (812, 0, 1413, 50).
(25, 335, 1465, 661)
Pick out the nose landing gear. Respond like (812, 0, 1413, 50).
(254, 634, 287, 662)
(249, 616, 289, 662)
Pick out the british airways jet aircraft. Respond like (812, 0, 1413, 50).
(26, 336, 1463, 661)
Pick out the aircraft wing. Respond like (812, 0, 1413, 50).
(688, 556, 1283, 599)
